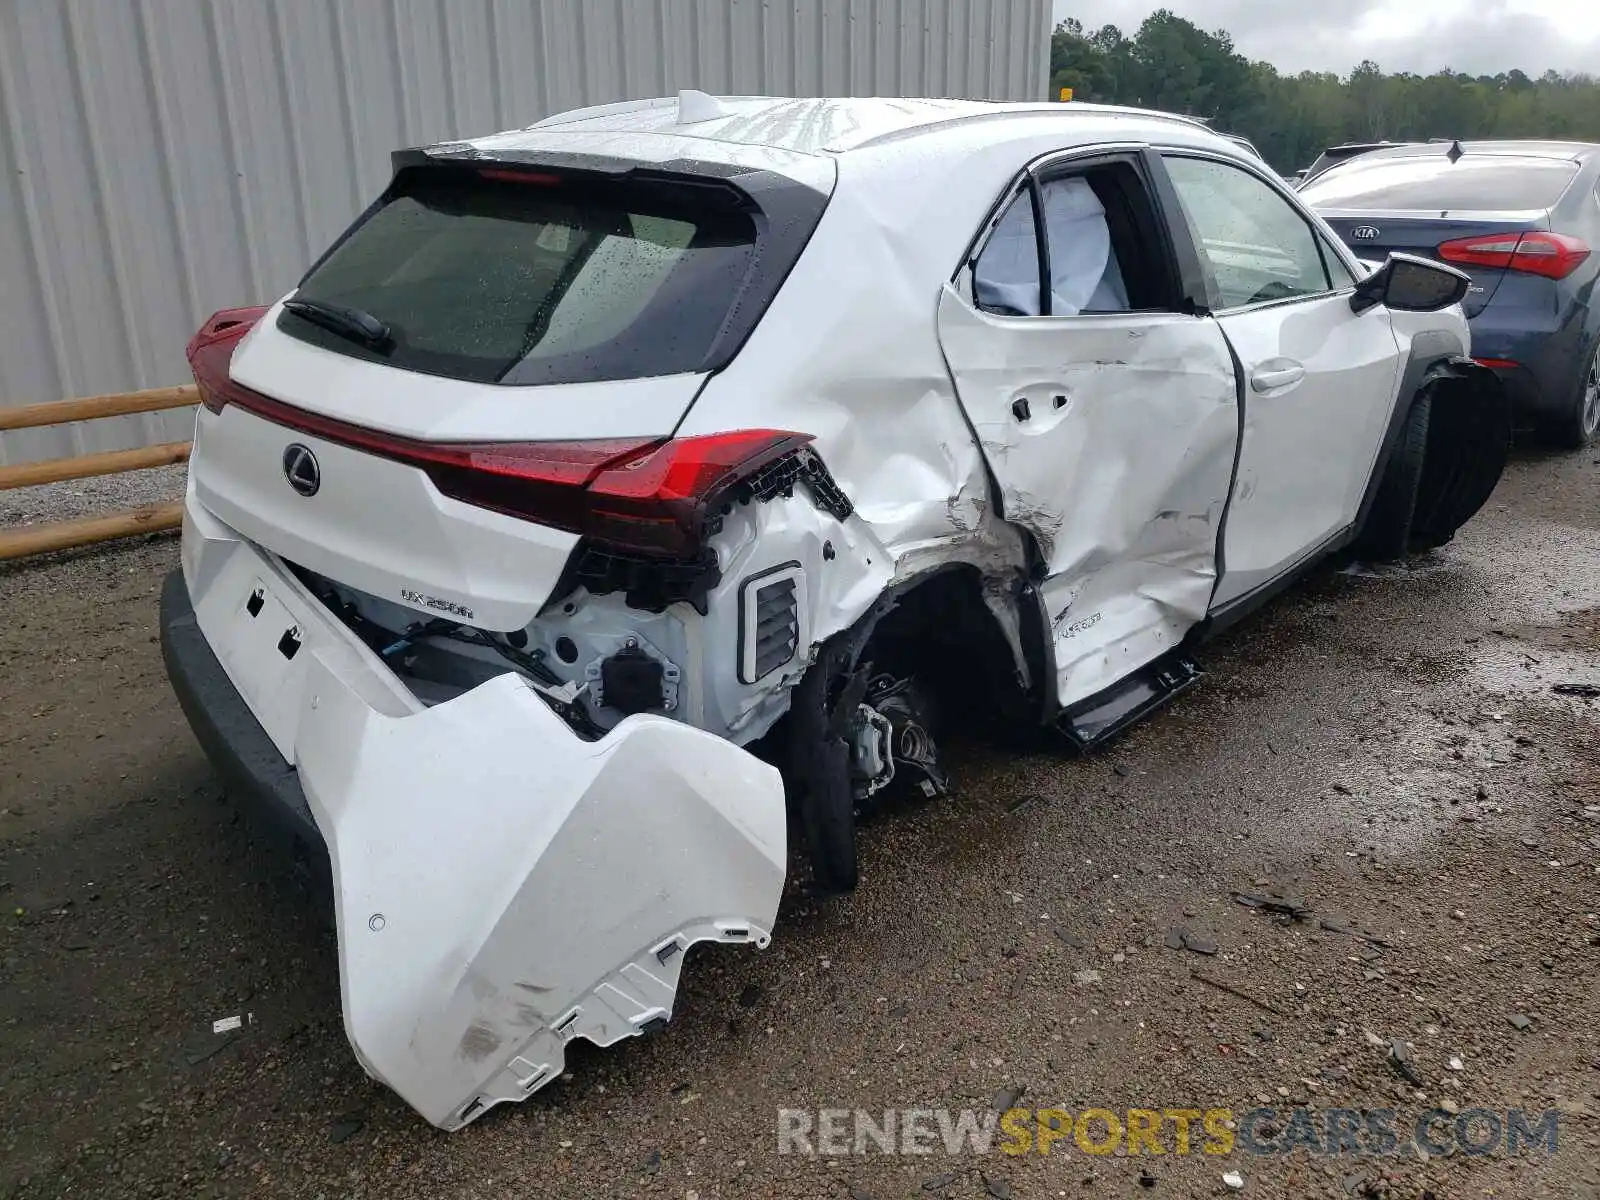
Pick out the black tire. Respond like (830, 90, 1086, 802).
(786, 639, 864, 897)
(1549, 338, 1600, 450)
(796, 739, 857, 895)
(1355, 393, 1431, 562)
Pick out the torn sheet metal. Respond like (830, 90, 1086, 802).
(695, 491, 895, 744)
(181, 503, 786, 1130)
(935, 287, 1240, 707)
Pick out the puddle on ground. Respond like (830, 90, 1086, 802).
(1464, 606, 1600, 697)
(1337, 553, 1457, 581)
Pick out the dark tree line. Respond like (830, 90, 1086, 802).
(1052, 11, 1600, 173)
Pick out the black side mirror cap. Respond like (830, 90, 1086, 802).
(1351, 252, 1472, 315)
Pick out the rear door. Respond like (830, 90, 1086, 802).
(1158, 152, 1405, 609)
(937, 150, 1241, 708)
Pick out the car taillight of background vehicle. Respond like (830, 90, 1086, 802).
(1437, 231, 1591, 280)
(186, 308, 813, 558)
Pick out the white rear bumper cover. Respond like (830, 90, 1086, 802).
(177, 492, 787, 1129)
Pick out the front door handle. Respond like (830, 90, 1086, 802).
(1250, 363, 1306, 392)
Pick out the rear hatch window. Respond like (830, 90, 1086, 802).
(280, 167, 784, 386)
(1301, 155, 1579, 212)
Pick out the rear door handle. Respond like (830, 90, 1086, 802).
(1250, 363, 1306, 392)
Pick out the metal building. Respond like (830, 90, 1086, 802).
(0, 0, 1052, 464)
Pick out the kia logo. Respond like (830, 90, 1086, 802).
(1351, 225, 1381, 240)
(282, 443, 321, 497)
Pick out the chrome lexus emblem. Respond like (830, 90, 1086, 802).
(1351, 225, 1381, 240)
(282, 443, 321, 497)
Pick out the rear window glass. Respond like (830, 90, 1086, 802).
(1301, 155, 1579, 212)
(280, 169, 760, 385)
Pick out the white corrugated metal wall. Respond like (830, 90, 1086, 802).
(0, 0, 1051, 465)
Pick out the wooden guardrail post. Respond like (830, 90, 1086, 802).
(0, 385, 198, 561)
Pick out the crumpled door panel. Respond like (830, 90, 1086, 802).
(935, 286, 1240, 707)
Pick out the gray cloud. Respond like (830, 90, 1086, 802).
(1051, 0, 1600, 77)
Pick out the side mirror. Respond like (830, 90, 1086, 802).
(1351, 252, 1472, 315)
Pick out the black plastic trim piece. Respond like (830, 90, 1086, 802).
(1350, 330, 1467, 536)
(1015, 579, 1059, 724)
(797, 450, 854, 521)
(733, 447, 854, 521)
(1056, 652, 1204, 750)
(1138, 147, 1213, 315)
(557, 542, 722, 615)
(736, 561, 803, 685)
(1198, 524, 1349, 639)
(1204, 334, 1250, 612)
(1028, 175, 1051, 316)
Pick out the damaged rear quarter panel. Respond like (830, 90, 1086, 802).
(678, 146, 1032, 575)
(693, 491, 894, 743)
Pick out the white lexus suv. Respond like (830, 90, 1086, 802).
(160, 94, 1510, 1130)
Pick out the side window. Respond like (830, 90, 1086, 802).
(973, 190, 1042, 316)
(1319, 233, 1359, 289)
(1164, 156, 1334, 309)
(972, 161, 1175, 317)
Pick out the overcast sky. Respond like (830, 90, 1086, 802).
(1051, 0, 1600, 78)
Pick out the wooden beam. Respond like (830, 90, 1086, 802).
(0, 441, 191, 491)
(0, 502, 182, 561)
(0, 385, 198, 432)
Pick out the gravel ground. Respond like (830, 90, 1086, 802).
(1, 446, 1598, 1199)
(0, 464, 188, 526)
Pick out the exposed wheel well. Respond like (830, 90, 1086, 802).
(768, 563, 1038, 896)
(1410, 358, 1512, 551)
(853, 565, 1037, 738)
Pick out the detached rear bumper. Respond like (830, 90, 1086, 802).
(160, 570, 329, 883)
(160, 492, 787, 1129)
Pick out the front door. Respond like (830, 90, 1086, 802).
(1157, 153, 1405, 608)
(937, 157, 1241, 708)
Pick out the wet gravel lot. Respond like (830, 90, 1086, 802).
(2, 446, 1598, 1199)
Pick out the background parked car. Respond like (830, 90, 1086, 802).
(1297, 140, 1406, 187)
(1303, 140, 1600, 446)
(1220, 131, 1265, 161)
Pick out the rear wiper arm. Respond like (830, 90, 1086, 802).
(283, 297, 392, 350)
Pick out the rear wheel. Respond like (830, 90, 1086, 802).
(1551, 339, 1600, 450)
(1355, 393, 1431, 562)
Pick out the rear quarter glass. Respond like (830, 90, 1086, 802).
(1301, 156, 1580, 212)
(280, 167, 767, 387)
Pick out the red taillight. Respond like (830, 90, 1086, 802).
(476, 167, 561, 185)
(187, 306, 268, 413)
(408, 429, 813, 556)
(1474, 357, 1520, 370)
(189, 326, 811, 555)
(580, 431, 816, 552)
(1438, 231, 1591, 280)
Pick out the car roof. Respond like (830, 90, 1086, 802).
(1350, 139, 1599, 164)
(1321, 141, 1403, 155)
(469, 93, 1218, 159)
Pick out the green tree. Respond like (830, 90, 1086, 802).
(1051, 14, 1600, 173)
